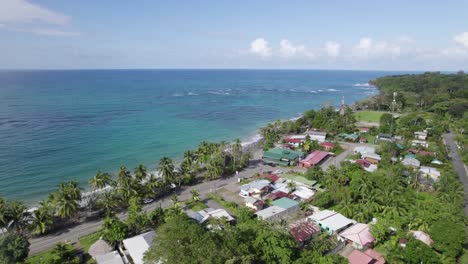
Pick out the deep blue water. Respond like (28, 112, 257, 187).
(0, 70, 404, 203)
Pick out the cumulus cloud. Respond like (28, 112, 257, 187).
(352, 37, 401, 58)
(279, 39, 308, 58)
(249, 38, 272, 58)
(454, 32, 468, 50)
(325, 41, 340, 57)
(0, 0, 78, 36)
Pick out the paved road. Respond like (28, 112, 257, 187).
(442, 133, 468, 216)
(28, 154, 274, 255)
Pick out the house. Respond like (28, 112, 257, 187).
(308, 210, 355, 235)
(377, 133, 393, 142)
(365, 164, 378, 172)
(95, 251, 125, 264)
(411, 139, 429, 148)
(292, 186, 316, 202)
(239, 180, 271, 197)
(284, 137, 304, 148)
(409, 230, 433, 246)
(339, 223, 375, 250)
(245, 196, 264, 211)
(299, 150, 331, 168)
(255, 206, 287, 221)
(305, 130, 327, 143)
(419, 166, 441, 181)
(320, 142, 335, 151)
(354, 146, 376, 155)
(359, 137, 368, 143)
(348, 249, 385, 264)
(408, 148, 436, 156)
(362, 152, 381, 164)
(360, 127, 370, 133)
(187, 208, 235, 224)
(262, 148, 304, 166)
(271, 197, 300, 215)
(121, 231, 155, 264)
(265, 190, 293, 201)
(402, 157, 421, 168)
(414, 131, 428, 140)
(339, 133, 359, 142)
(260, 174, 280, 183)
(289, 219, 321, 245)
(279, 174, 317, 188)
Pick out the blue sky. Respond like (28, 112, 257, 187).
(1, 0, 468, 70)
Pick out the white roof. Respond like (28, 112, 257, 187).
(255, 206, 286, 220)
(364, 164, 378, 172)
(249, 180, 271, 191)
(309, 210, 355, 232)
(362, 153, 381, 161)
(245, 196, 259, 205)
(354, 146, 375, 155)
(402, 157, 420, 167)
(292, 186, 315, 200)
(289, 135, 307, 140)
(96, 251, 124, 264)
(122, 231, 155, 264)
(419, 166, 441, 178)
(414, 131, 427, 136)
(200, 208, 235, 223)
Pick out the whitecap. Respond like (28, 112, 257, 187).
(309, 90, 317, 93)
(172, 93, 183, 97)
(318, 89, 323, 92)
(187, 92, 199, 96)
(327, 89, 338, 92)
(353, 82, 371, 87)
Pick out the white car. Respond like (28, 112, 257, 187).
(273, 170, 283, 174)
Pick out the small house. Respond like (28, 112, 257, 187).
(377, 133, 393, 142)
(362, 152, 381, 164)
(305, 130, 327, 143)
(271, 197, 300, 215)
(411, 139, 429, 148)
(308, 210, 355, 235)
(360, 127, 370, 133)
(414, 131, 428, 140)
(265, 190, 293, 201)
(284, 137, 304, 148)
(255, 206, 287, 221)
(402, 157, 421, 168)
(121, 231, 155, 264)
(320, 142, 335, 151)
(347, 249, 385, 264)
(354, 146, 376, 155)
(339, 223, 375, 250)
(419, 166, 441, 182)
(292, 186, 316, 202)
(245, 196, 264, 211)
(239, 180, 271, 197)
(290, 219, 321, 246)
(359, 137, 368, 143)
(409, 230, 433, 246)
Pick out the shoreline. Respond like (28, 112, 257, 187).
(24, 83, 377, 208)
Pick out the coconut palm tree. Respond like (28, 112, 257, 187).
(4, 200, 31, 234)
(144, 174, 161, 197)
(89, 171, 113, 191)
(97, 192, 118, 217)
(115, 166, 138, 202)
(158, 157, 175, 187)
(287, 181, 296, 194)
(134, 164, 147, 183)
(30, 203, 53, 235)
(170, 194, 180, 209)
(54, 181, 82, 219)
(0, 197, 7, 229)
(190, 188, 200, 202)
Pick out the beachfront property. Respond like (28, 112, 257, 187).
(308, 210, 355, 235)
(121, 231, 155, 264)
(305, 130, 327, 143)
(320, 142, 335, 151)
(411, 139, 429, 148)
(298, 150, 331, 168)
(401, 157, 421, 168)
(414, 131, 428, 140)
(409, 230, 433, 246)
(262, 148, 304, 166)
(361, 152, 381, 164)
(347, 248, 386, 264)
(284, 136, 304, 148)
(339, 223, 375, 250)
(289, 219, 321, 246)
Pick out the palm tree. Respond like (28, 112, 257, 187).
(97, 192, 118, 217)
(89, 171, 113, 191)
(54, 181, 82, 219)
(30, 204, 53, 235)
(170, 194, 180, 209)
(3, 200, 31, 234)
(287, 181, 296, 194)
(115, 166, 138, 202)
(144, 174, 161, 197)
(190, 188, 200, 202)
(134, 164, 147, 183)
(158, 157, 175, 187)
(0, 197, 7, 229)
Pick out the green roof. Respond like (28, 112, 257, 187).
(280, 174, 316, 187)
(262, 148, 304, 161)
(262, 157, 289, 166)
(271, 197, 299, 209)
(405, 154, 416, 159)
(396, 143, 404, 150)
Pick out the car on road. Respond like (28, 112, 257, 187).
(273, 170, 283, 174)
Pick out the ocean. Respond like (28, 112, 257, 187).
(0, 69, 403, 203)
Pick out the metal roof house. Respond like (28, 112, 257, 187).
(339, 223, 375, 250)
(121, 231, 155, 264)
(299, 150, 331, 168)
(262, 148, 304, 166)
(308, 210, 355, 235)
(255, 205, 287, 221)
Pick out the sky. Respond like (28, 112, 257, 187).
(0, 0, 468, 70)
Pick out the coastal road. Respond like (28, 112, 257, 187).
(28, 153, 274, 255)
(442, 133, 468, 216)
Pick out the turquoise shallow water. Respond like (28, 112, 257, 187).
(0, 69, 406, 203)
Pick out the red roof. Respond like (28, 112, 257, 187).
(320, 142, 335, 148)
(360, 127, 370, 132)
(408, 149, 436, 156)
(348, 250, 373, 264)
(356, 159, 371, 168)
(261, 174, 280, 183)
(266, 191, 292, 201)
(360, 137, 367, 141)
(290, 220, 321, 242)
(300, 150, 330, 165)
(285, 138, 302, 143)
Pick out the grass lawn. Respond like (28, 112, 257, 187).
(186, 200, 208, 211)
(79, 231, 102, 252)
(354, 111, 386, 123)
(26, 251, 52, 264)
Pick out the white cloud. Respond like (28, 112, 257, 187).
(352, 37, 401, 58)
(0, 0, 77, 36)
(454, 32, 468, 50)
(325, 41, 340, 57)
(249, 38, 272, 58)
(279, 39, 308, 58)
